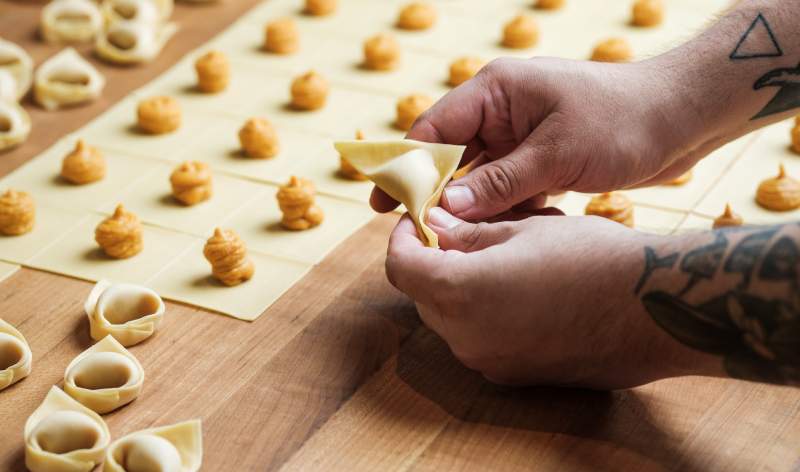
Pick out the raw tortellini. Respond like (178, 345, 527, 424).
(0, 100, 32, 152)
(64, 335, 144, 414)
(34, 47, 106, 110)
(0, 38, 34, 101)
(85, 280, 165, 347)
(24, 386, 111, 472)
(102, 0, 173, 24)
(41, 0, 103, 44)
(104, 419, 203, 472)
(333, 139, 465, 248)
(0, 318, 32, 390)
(95, 18, 178, 65)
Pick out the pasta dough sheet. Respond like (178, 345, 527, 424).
(0, 261, 20, 283)
(0, 0, 779, 320)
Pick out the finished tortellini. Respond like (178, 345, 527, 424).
(24, 386, 111, 472)
(0, 100, 32, 152)
(85, 280, 165, 347)
(0, 38, 34, 101)
(40, 0, 103, 44)
(104, 419, 203, 472)
(333, 139, 465, 248)
(102, 0, 173, 24)
(34, 47, 105, 110)
(95, 19, 177, 65)
(64, 335, 144, 414)
(0, 318, 32, 391)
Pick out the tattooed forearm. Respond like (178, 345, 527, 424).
(637, 224, 800, 386)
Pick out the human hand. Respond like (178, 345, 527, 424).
(372, 56, 713, 221)
(385, 208, 721, 389)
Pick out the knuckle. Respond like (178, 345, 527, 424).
(475, 161, 523, 202)
(455, 222, 488, 251)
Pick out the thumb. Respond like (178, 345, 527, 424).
(427, 207, 516, 252)
(441, 119, 561, 221)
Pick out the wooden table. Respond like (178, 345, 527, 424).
(1, 2, 799, 471)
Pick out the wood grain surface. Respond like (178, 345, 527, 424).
(1, 1, 800, 471)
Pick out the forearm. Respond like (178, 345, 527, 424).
(651, 0, 800, 149)
(635, 224, 800, 385)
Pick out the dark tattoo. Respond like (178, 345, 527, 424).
(634, 247, 679, 294)
(723, 229, 778, 288)
(639, 225, 800, 386)
(678, 233, 728, 296)
(729, 13, 783, 60)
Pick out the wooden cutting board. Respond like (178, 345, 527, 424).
(1, 1, 799, 471)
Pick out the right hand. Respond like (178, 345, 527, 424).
(371, 56, 713, 221)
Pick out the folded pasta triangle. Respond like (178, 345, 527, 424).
(334, 139, 465, 248)
(0, 318, 32, 390)
(104, 419, 203, 472)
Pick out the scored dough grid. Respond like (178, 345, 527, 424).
(0, 0, 792, 319)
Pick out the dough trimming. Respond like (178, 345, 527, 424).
(290, 70, 329, 111)
(137, 95, 181, 134)
(0, 189, 35, 236)
(95, 204, 144, 259)
(203, 228, 255, 286)
(170, 161, 213, 205)
(63, 335, 144, 414)
(239, 117, 279, 158)
(585, 192, 634, 227)
(395, 93, 433, 131)
(0, 318, 32, 391)
(103, 419, 202, 472)
(24, 386, 110, 472)
(61, 139, 106, 185)
(85, 279, 166, 347)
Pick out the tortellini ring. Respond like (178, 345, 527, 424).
(85, 280, 165, 347)
(0, 38, 34, 100)
(25, 386, 110, 472)
(0, 318, 32, 390)
(64, 335, 144, 413)
(0, 100, 32, 152)
(95, 20, 178, 65)
(34, 47, 105, 110)
(41, 0, 103, 44)
(102, 0, 164, 25)
(104, 419, 203, 472)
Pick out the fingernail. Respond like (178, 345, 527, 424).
(443, 186, 475, 215)
(428, 207, 462, 229)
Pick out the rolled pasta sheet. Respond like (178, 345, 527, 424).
(34, 47, 105, 110)
(85, 279, 165, 347)
(41, 0, 103, 44)
(0, 38, 34, 100)
(95, 20, 178, 65)
(104, 419, 202, 472)
(102, 0, 173, 25)
(63, 335, 144, 414)
(0, 100, 31, 152)
(24, 386, 110, 472)
(0, 318, 32, 391)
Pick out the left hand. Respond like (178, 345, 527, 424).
(386, 208, 716, 389)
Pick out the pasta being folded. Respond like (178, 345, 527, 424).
(85, 280, 166, 347)
(95, 20, 178, 65)
(41, 0, 103, 44)
(0, 100, 31, 152)
(333, 139, 465, 248)
(24, 386, 110, 472)
(64, 335, 144, 414)
(0, 38, 34, 101)
(0, 318, 32, 391)
(34, 47, 105, 110)
(102, 0, 173, 25)
(104, 419, 203, 472)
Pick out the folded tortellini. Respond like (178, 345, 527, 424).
(95, 20, 178, 65)
(0, 38, 34, 100)
(104, 419, 203, 472)
(85, 280, 165, 347)
(0, 318, 32, 390)
(102, 0, 173, 24)
(0, 100, 32, 152)
(41, 0, 103, 44)
(25, 386, 111, 472)
(334, 139, 465, 248)
(64, 335, 144, 414)
(34, 47, 105, 110)
(0, 70, 18, 102)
